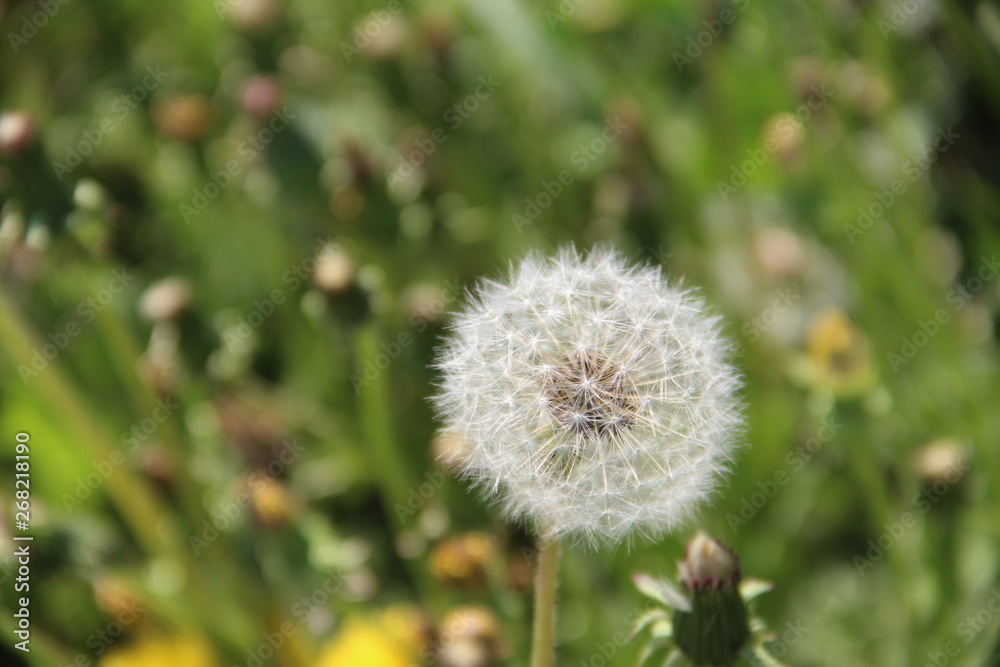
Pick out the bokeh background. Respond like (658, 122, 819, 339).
(2, 0, 1000, 665)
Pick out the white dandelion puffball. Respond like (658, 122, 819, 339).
(434, 246, 743, 546)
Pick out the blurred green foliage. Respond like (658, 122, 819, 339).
(1, 0, 999, 665)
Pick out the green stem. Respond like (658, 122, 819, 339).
(0, 288, 177, 557)
(530, 536, 560, 667)
(353, 324, 443, 612)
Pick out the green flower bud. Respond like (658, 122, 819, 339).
(673, 532, 750, 665)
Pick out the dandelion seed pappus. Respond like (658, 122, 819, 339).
(434, 246, 744, 546)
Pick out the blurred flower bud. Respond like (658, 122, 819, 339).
(313, 244, 355, 294)
(437, 605, 505, 667)
(761, 112, 805, 167)
(139, 276, 192, 323)
(73, 179, 108, 212)
(0, 111, 37, 157)
(154, 94, 214, 142)
(139, 321, 182, 395)
(838, 61, 890, 118)
(789, 57, 828, 103)
(248, 475, 295, 529)
(240, 75, 282, 121)
(913, 440, 969, 491)
(214, 394, 290, 469)
(227, 0, 282, 33)
(430, 532, 493, 589)
(355, 12, 408, 61)
(753, 226, 805, 282)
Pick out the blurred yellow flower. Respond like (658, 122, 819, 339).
(100, 634, 218, 667)
(430, 532, 493, 588)
(378, 604, 430, 653)
(317, 606, 427, 667)
(802, 308, 875, 396)
(249, 475, 296, 529)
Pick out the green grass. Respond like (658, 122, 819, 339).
(1, 0, 999, 665)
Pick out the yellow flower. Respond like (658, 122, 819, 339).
(803, 308, 874, 396)
(249, 476, 295, 529)
(430, 533, 493, 588)
(100, 634, 218, 667)
(317, 610, 424, 667)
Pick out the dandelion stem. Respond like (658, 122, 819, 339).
(530, 535, 560, 667)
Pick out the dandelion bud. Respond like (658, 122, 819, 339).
(0, 111, 37, 157)
(312, 244, 355, 294)
(240, 75, 282, 120)
(434, 246, 743, 546)
(678, 531, 740, 591)
(139, 276, 192, 323)
(673, 532, 749, 666)
(437, 605, 505, 667)
(227, 0, 282, 33)
(153, 94, 214, 142)
(913, 439, 967, 487)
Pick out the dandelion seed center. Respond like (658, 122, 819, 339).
(544, 349, 639, 440)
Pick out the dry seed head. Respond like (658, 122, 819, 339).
(433, 246, 743, 546)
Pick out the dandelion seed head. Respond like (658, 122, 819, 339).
(433, 246, 743, 547)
